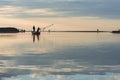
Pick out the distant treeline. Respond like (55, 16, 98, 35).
(0, 27, 19, 33)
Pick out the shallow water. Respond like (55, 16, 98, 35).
(0, 32, 120, 80)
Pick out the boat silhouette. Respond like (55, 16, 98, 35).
(32, 31, 40, 35)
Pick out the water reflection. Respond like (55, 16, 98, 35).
(0, 32, 120, 80)
(32, 34, 40, 43)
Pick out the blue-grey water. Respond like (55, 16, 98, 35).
(0, 32, 120, 80)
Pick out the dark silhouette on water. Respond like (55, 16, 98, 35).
(0, 27, 19, 33)
(33, 34, 35, 43)
(37, 27, 40, 33)
(19, 29, 25, 32)
(32, 34, 40, 43)
(33, 25, 35, 32)
(37, 34, 39, 41)
(32, 26, 41, 43)
(112, 29, 120, 33)
(32, 26, 41, 35)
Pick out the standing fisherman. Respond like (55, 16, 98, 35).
(37, 27, 40, 33)
(33, 25, 35, 32)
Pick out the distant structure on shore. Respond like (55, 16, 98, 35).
(0, 27, 23, 33)
(112, 29, 120, 33)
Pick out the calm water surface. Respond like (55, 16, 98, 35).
(0, 32, 120, 80)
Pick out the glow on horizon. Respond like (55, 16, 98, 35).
(0, 17, 120, 31)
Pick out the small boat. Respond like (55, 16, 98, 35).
(32, 31, 40, 35)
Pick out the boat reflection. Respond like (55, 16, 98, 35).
(32, 34, 40, 43)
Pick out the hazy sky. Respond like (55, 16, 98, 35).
(0, 0, 120, 30)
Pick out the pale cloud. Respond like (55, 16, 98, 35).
(0, 5, 63, 18)
(0, 6, 22, 18)
(24, 8, 59, 16)
(0, 0, 120, 19)
(0, 6, 20, 12)
(0, 14, 14, 17)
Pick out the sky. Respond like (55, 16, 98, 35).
(0, 0, 120, 31)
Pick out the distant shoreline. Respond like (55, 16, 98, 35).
(0, 27, 111, 33)
(0, 30, 111, 33)
(26, 30, 111, 33)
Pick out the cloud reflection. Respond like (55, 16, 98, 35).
(0, 33, 120, 80)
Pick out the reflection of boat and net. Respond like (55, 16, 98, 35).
(31, 24, 53, 43)
(32, 26, 41, 43)
(0, 24, 54, 43)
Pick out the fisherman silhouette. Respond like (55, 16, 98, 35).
(37, 27, 40, 33)
(33, 25, 35, 32)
